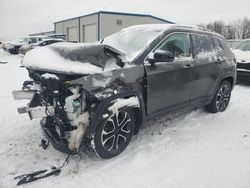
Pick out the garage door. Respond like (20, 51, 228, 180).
(67, 27, 77, 42)
(83, 24, 97, 43)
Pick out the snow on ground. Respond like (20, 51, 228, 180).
(0, 48, 250, 188)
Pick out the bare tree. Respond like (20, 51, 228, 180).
(197, 23, 207, 29)
(233, 19, 243, 39)
(224, 24, 236, 39)
(206, 21, 225, 35)
(241, 17, 250, 39)
(197, 17, 250, 39)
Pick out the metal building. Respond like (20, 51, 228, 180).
(29, 31, 55, 37)
(54, 11, 174, 43)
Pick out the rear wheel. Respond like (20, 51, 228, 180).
(206, 81, 231, 113)
(93, 108, 135, 159)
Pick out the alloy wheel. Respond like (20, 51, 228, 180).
(101, 110, 132, 152)
(216, 83, 231, 111)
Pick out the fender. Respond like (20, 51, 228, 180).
(207, 72, 236, 104)
(85, 90, 146, 137)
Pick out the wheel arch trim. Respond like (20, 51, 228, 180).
(86, 90, 146, 137)
(207, 74, 235, 104)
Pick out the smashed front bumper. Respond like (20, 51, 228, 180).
(13, 90, 55, 119)
(13, 89, 85, 155)
(40, 118, 76, 155)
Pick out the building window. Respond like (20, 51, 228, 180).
(116, 19, 123, 25)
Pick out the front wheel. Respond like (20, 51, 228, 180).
(205, 80, 232, 113)
(93, 108, 135, 159)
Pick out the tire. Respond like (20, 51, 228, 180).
(205, 80, 232, 113)
(93, 108, 135, 159)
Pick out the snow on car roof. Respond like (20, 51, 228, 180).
(124, 24, 218, 34)
(233, 49, 250, 62)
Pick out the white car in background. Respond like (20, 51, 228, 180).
(3, 36, 49, 54)
(227, 39, 244, 49)
(232, 39, 250, 81)
(19, 38, 64, 55)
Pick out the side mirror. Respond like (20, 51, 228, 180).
(148, 50, 174, 65)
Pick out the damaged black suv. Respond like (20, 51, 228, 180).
(13, 24, 236, 159)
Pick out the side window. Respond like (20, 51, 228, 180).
(156, 33, 191, 58)
(218, 38, 233, 57)
(213, 38, 223, 52)
(30, 38, 37, 43)
(192, 34, 214, 57)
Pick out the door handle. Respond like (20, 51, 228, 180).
(184, 64, 194, 68)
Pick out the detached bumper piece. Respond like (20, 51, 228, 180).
(14, 155, 70, 186)
(15, 168, 61, 186)
(12, 90, 34, 100)
(40, 117, 75, 155)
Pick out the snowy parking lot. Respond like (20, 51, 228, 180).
(0, 49, 250, 188)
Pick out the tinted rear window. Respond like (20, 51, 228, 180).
(192, 34, 214, 57)
(218, 38, 233, 58)
(213, 38, 223, 52)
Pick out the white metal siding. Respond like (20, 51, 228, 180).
(99, 14, 167, 39)
(79, 14, 98, 43)
(67, 27, 77, 42)
(54, 12, 170, 43)
(83, 24, 97, 43)
(55, 19, 79, 42)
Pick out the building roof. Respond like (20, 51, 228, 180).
(54, 10, 174, 24)
(30, 31, 55, 36)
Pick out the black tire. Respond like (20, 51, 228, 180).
(205, 80, 232, 113)
(93, 108, 135, 159)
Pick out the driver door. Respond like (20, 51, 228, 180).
(145, 32, 196, 115)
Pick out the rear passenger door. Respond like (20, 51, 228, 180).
(190, 34, 223, 104)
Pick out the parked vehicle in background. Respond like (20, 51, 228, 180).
(3, 38, 28, 54)
(227, 39, 243, 49)
(232, 39, 250, 81)
(19, 38, 64, 55)
(13, 24, 236, 159)
(3, 36, 49, 54)
(47, 34, 66, 40)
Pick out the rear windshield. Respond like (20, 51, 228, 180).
(236, 41, 250, 51)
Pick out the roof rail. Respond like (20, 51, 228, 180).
(197, 27, 213, 33)
(175, 25, 193, 29)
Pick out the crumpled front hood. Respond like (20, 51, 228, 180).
(22, 42, 125, 75)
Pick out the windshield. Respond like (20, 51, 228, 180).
(102, 25, 166, 61)
(236, 41, 250, 51)
(227, 41, 242, 48)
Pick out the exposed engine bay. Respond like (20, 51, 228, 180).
(13, 71, 94, 153)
